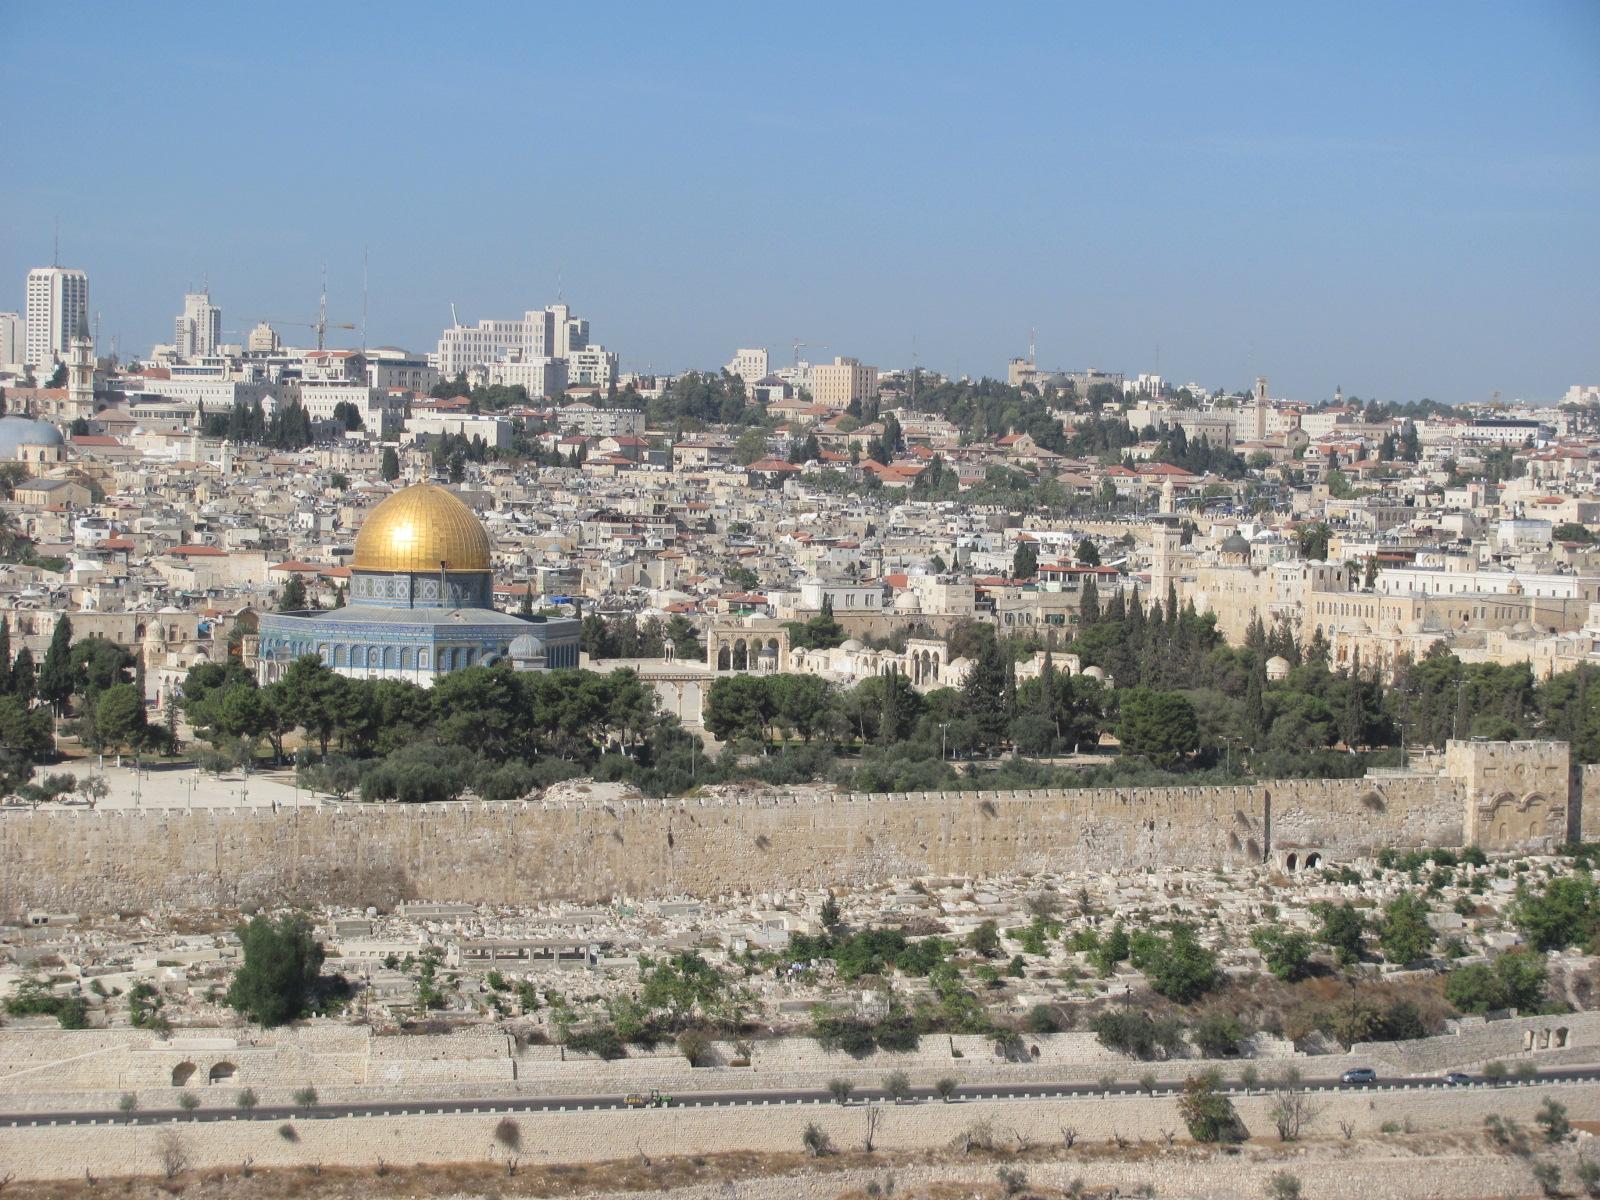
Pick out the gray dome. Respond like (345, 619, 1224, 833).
(1220, 533, 1251, 556)
(508, 633, 545, 660)
(0, 417, 63, 455)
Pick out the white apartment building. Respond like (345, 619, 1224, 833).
(558, 403, 644, 437)
(727, 347, 769, 383)
(431, 304, 589, 378)
(811, 356, 878, 409)
(1566, 385, 1600, 406)
(566, 345, 618, 388)
(365, 348, 439, 393)
(24, 267, 89, 367)
(173, 290, 221, 360)
(1372, 566, 1589, 602)
(0, 313, 23, 367)
(486, 356, 567, 397)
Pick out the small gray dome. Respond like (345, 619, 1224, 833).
(0, 417, 63, 455)
(1220, 533, 1251, 556)
(508, 633, 545, 659)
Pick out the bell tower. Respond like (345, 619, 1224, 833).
(67, 314, 95, 419)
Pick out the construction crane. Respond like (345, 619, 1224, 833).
(262, 272, 356, 351)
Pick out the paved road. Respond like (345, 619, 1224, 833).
(6, 1067, 1600, 1128)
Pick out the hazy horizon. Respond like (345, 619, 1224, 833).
(2, 1, 1597, 404)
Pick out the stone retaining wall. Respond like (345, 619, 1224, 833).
(1, 1080, 1595, 1184)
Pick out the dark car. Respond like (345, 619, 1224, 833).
(1341, 1068, 1378, 1085)
(1443, 1072, 1473, 1085)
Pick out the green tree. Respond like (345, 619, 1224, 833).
(1075, 538, 1100, 566)
(1178, 1072, 1242, 1142)
(94, 684, 149, 758)
(1130, 925, 1219, 1003)
(224, 914, 326, 1026)
(704, 674, 776, 743)
(1312, 901, 1366, 966)
(380, 446, 401, 481)
(1115, 688, 1199, 768)
(1012, 540, 1039, 579)
(279, 575, 308, 611)
(1251, 925, 1313, 981)
(1445, 949, 1547, 1015)
(1377, 892, 1436, 965)
(37, 615, 75, 715)
(733, 427, 769, 465)
(1511, 876, 1600, 952)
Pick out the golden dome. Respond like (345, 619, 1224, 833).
(351, 483, 492, 573)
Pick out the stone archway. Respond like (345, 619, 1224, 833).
(172, 1062, 196, 1087)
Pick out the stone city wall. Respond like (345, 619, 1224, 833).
(1, 776, 1464, 916)
(2, 1083, 1598, 1188)
(0, 741, 1575, 916)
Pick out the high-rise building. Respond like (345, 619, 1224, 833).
(174, 289, 222, 359)
(432, 305, 592, 379)
(246, 322, 281, 353)
(0, 313, 23, 367)
(24, 267, 89, 368)
(811, 356, 878, 409)
(727, 347, 769, 383)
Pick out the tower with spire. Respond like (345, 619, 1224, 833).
(66, 311, 96, 420)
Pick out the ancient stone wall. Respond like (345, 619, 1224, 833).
(0, 741, 1574, 916)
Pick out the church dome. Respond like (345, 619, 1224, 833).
(351, 483, 491, 573)
(0, 416, 63, 455)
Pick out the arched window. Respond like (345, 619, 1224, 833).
(400, 647, 414, 670)
(419, 649, 431, 670)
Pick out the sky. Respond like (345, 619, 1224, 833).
(2, 1, 1597, 404)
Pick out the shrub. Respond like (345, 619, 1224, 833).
(997, 1167, 1027, 1196)
(235, 1087, 258, 1111)
(292, 1085, 318, 1111)
(1536, 1097, 1571, 1143)
(802, 1121, 832, 1156)
(566, 1024, 626, 1059)
(1533, 1161, 1562, 1197)
(1178, 1072, 1243, 1143)
(827, 1078, 855, 1105)
(117, 1092, 138, 1113)
(676, 1028, 712, 1067)
(1265, 1172, 1303, 1200)
(1193, 1010, 1245, 1058)
(883, 1069, 913, 1103)
(177, 1091, 200, 1111)
(1026, 1003, 1062, 1034)
(934, 1076, 959, 1102)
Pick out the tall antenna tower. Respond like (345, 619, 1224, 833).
(361, 246, 369, 352)
(318, 263, 329, 351)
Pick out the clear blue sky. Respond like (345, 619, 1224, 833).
(3, 2, 1597, 403)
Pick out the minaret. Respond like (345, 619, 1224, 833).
(67, 313, 95, 419)
(1249, 376, 1268, 441)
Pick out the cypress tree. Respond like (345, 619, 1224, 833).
(1079, 577, 1100, 626)
(38, 615, 75, 715)
(12, 647, 35, 704)
(0, 618, 12, 695)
